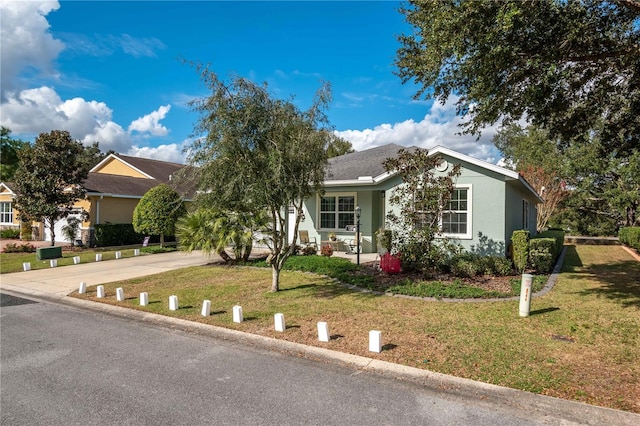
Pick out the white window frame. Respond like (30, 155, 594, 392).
(440, 184, 472, 239)
(0, 202, 13, 224)
(318, 193, 357, 231)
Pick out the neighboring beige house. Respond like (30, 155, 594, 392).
(0, 154, 192, 245)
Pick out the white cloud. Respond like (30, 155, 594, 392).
(126, 142, 188, 164)
(0, 1, 64, 98)
(335, 96, 501, 163)
(128, 105, 171, 136)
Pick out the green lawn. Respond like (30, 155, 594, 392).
(67, 244, 639, 414)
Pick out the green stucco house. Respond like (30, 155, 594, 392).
(294, 144, 542, 256)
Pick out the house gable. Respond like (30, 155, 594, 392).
(91, 154, 153, 179)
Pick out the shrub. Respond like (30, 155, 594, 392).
(301, 245, 317, 256)
(487, 256, 514, 276)
(450, 257, 479, 278)
(320, 244, 334, 257)
(529, 248, 554, 273)
(535, 230, 565, 259)
(2, 242, 36, 253)
(619, 227, 640, 251)
(0, 228, 20, 239)
(511, 230, 530, 273)
(95, 224, 142, 247)
(530, 238, 556, 259)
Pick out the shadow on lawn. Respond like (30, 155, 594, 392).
(564, 245, 640, 308)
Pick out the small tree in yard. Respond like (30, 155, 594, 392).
(13, 130, 90, 246)
(133, 184, 186, 247)
(183, 65, 338, 291)
(383, 148, 461, 275)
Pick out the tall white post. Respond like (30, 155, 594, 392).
(139, 292, 149, 306)
(134, 249, 140, 256)
(201, 300, 211, 317)
(232, 305, 243, 323)
(317, 322, 330, 342)
(519, 274, 534, 317)
(95, 253, 102, 262)
(369, 330, 382, 353)
(116, 287, 124, 301)
(169, 295, 179, 311)
(274, 313, 285, 332)
(78, 282, 87, 294)
(96, 285, 105, 298)
(49, 259, 57, 268)
(73, 256, 81, 265)
(115, 251, 122, 259)
(22, 262, 31, 271)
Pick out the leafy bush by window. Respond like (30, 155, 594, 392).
(511, 230, 530, 273)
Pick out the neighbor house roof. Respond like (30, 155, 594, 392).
(325, 143, 542, 202)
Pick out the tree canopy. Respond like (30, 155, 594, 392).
(183, 66, 339, 291)
(1, 127, 28, 182)
(13, 130, 90, 245)
(396, 0, 640, 156)
(132, 184, 186, 247)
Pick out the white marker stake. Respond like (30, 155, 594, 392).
(369, 330, 382, 353)
(169, 295, 179, 311)
(73, 256, 81, 264)
(79, 282, 87, 294)
(95, 253, 102, 262)
(96, 285, 105, 298)
(274, 313, 285, 332)
(232, 305, 243, 323)
(22, 262, 31, 271)
(49, 259, 57, 268)
(201, 300, 211, 317)
(317, 322, 330, 342)
(519, 274, 534, 317)
(134, 249, 140, 256)
(116, 287, 124, 301)
(115, 251, 122, 259)
(139, 292, 149, 306)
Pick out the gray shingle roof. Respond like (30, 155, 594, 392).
(114, 154, 185, 181)
(326, 143, 412, 181)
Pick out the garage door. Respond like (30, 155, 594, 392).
(44, 211, 82, 243)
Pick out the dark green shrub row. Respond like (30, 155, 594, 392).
(619, 227, 640, 250)
(449, 253, 514, 278)
(0, 228, 20, 239)
(94, 223, 175, 247)
(511, 230, 530, 273)
(535, 230, 565, 260)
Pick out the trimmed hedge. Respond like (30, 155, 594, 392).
(94, 224, 176, 247)
(511, 230, 530, 273)
(535, 229, 565, 259)
(619, 227, 640, 250)
(529, 238, 556, 273)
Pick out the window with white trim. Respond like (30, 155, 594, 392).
(441, 185, 472, 239)
(320, 194, 355, 230)
(0, 202, 13, 224)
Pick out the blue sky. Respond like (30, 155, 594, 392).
(1, 1, 502, 164)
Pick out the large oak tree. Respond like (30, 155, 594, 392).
(13, 130, 90, 245)
(396, 0, 640, 157)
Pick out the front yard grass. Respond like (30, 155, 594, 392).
(70, 244, 640, 413)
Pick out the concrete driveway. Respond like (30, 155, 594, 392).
(0, 250, 211, 298)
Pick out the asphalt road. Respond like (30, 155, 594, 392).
(0, 293, 563, 426)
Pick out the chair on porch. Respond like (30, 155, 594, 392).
(345, 232, 362, 255)
(299, 230, 318, 251)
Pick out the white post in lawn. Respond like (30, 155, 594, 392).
(274, 313, 285, 332)
(96, 285, 105, 298)
(232, 305, 243, 323)
(115, 251, 122, 259)
(169, 295, 179, 311)
(369, 330, 382, 353)
(95, 253, 102, 262)
(78, 282, 87, 294)
(519, 274, 534, 317)
(317, 322, 330, 342)
(22, 262, 31, 271)
(201, 300, 211, 317)
(73, 256, 81, 264)
(49, 259, 57, 268)
(139, 292, 149, 306)
(134, 249, 140, 256)
(116, 287, 124, 302)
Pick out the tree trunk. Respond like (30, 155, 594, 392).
(271, 265, 280, 292)
(47, 217, 56, 246)
(160, 233, 165, 248)
(217, 249, 231, 263)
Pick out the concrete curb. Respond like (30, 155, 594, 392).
(2, 286, 638, 425)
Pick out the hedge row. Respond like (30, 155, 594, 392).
(94, 223, 175, 247)
(511, 229, 565, 274)
(619, 227, 640, 251)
